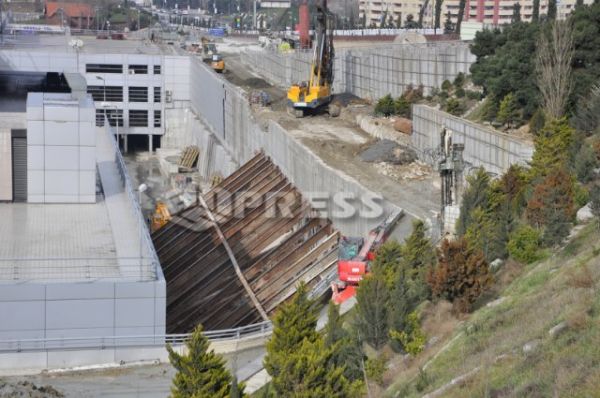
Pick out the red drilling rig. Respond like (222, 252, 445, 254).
(331, 210, 404, 304)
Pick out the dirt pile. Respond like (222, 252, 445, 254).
(359, 139, 417, 165)
(374, 160, 432, 181)
(0, 380, 64, 398)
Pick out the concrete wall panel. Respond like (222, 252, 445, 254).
(43, 121, 79, 146)
(115, 298, 155, 328)
(45, 146, 79, 170)
(0, 301, 45, 331)
(44, 170, 79, 195)
(0, 284, 45, 301)
(27, 145, 44, 170)
(27, 121, 44, 145)
(0, 131, 11, 201)
(46, 299, 114, 330)
(46, 282, 114, 300)
(47, 349, 115, 369)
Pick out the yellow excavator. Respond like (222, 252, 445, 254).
(287, 0, 338, 118)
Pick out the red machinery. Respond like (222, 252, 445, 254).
(331, 210, 403, 304)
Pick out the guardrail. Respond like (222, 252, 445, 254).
(0, 321, 273, 353)
(106, 121, 161, 281)
(0, 257, 156, 282)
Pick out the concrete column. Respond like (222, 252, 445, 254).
(148, 134, 153, 152)
(124, 135, 128, 153)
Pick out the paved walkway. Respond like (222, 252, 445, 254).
(95, 127, 153, 279)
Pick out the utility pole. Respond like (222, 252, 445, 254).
(253, 0, 256, 30)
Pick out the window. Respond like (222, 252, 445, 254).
(153, 65, 161, 74)
(96, 109, 124, 127)
(154, 110, 162, 127)
(128, 64, 148, 74)
(128, 86, 148, 102)
(154, 87, 161, 103)
(87, 85, 123, 102)
(129, 110, 148, 127)
(86, 64, 123, 73)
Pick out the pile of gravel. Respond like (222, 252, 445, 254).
(359, 139, 417, 165)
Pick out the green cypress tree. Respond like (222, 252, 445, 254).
(529, 118, 574, 181)
(370, 239, 403, 288)
(388, 267, 415, 352)
(264, 282, 319, 394)
(512, 2, 521, 23)
(497, 93, 519, 128)
(456, 0, 466, 34)
(324, 302, 365, 383)
(457, 168, 491, 236)
(434, 0, 444, 31)
(354, 266, 390, 349)
(167, 325, 242, 398)
(279, 338, 358, 397)
(548, 0, 557, 20)
(532, 0, 540, 21)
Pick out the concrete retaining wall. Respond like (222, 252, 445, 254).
(411, 105, 534, 176)
(188, 56, 399, 237)
(240, 42, 475, 99)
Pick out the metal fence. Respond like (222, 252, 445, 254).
(0, 321, 273, 353)
(106, 121, 161, 281)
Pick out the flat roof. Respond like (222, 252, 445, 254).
(0, 34, 182, 55)
(0, 201, 120, 281)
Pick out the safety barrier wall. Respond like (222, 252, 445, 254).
(240, 41, 475, 99)
(189, 56, 401, 237)
(411, 105, 534, 176)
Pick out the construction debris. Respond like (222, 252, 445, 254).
(374, 160, 432, 181)
(178, 145, 200, 170)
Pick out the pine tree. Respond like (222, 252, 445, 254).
(444, 11, 454, 33)
(354, 267, 390, 349)
(167, 325, 242, 398)
(527, 167, 575, 246)
(548, 0, 557, 20)
(512, 2, 521, 23)
(371, 239, 403, 288)
(264, 282, 319, 395)
(529, 118, 574, 181)
(497, 93, 519, 128)
(324, 302, 364, 383)
(427, 238, 492, 312)
(388, 266, 417, 352)
(532, 0, 540, 21)
(434, 0, 443, 31)
(400, 219, 435, 299)
(457, 168, 491, 236)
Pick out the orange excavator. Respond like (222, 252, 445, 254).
(331, 210, 403, 304)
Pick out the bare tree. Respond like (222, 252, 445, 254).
(535, 20, 574, 119)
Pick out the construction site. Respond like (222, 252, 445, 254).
(0, 0, 539, 395)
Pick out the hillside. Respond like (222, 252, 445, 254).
(384, 223, 600, 397)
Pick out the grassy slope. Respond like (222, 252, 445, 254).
(386, 223, 600, 398)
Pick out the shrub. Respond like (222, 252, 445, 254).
(446, 98, 465, 116)
(453, 72, 465, 88)
(394, 96, 411, 118)
(507, 224, 542, 264)
(455, 87, 466, 98)
(389, 311, 426, 356)
(375, 94, 395, 116)
(529, 108, 546, 135)
(439, 91, 449, 100)
(574, 184, 590, 209)
(441, 79, 453, 91)
(466, 90, 482, 100)
(365, 355, 387, 385)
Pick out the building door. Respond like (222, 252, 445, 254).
(11, 130, 27, 202)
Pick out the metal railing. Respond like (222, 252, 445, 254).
(0, 257, 156, 282)
(105, 120, 161, 281)
(0, 321, 273, 353)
